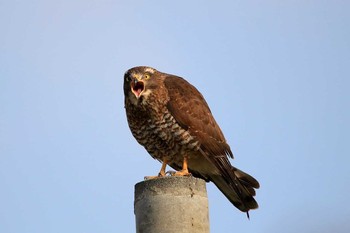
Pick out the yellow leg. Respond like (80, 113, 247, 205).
(173, 157, 191, 176)
(144, 159, 167, 180)
(158, 160, 167, 177)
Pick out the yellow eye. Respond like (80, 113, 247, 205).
(144, 73, 151, 79)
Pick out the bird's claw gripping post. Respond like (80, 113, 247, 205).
(165, 170, 176, 176)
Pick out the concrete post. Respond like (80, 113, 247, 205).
(134, 176, 210, 233)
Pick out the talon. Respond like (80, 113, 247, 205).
(166, 170, 176, 176)
(144, 175, 159, 180)
(173, 169, 191, 177)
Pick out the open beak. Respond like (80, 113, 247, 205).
(131, 78, 145, 98)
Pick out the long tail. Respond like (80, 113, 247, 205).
(210, 166, 260, 215)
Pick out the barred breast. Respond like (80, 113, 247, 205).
(126, 99, 200, 164)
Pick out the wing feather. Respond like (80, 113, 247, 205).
(164, 74, 259, 212)
(163, 75, 233, 158)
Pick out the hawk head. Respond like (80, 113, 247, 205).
(124, 66, 159, 105)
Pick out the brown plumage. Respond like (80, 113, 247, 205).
(124, 66, 259, 216)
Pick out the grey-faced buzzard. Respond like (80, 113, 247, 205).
(123, 66, 259, 216)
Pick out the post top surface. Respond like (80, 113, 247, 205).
(135, 176, 207, 198)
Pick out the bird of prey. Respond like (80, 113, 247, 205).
(124, 66, 259, 216)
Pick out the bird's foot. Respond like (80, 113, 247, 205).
(168, 169, 191, 177)
(144, 171, 166, 180)
(144, 169, 191, 180)
(165, 170, 176, 176)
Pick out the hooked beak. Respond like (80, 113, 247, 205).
(131, 78, 145, 98)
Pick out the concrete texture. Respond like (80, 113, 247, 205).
(134, 176, 210, 233)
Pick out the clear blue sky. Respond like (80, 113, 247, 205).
(1, 1, 349, 233)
